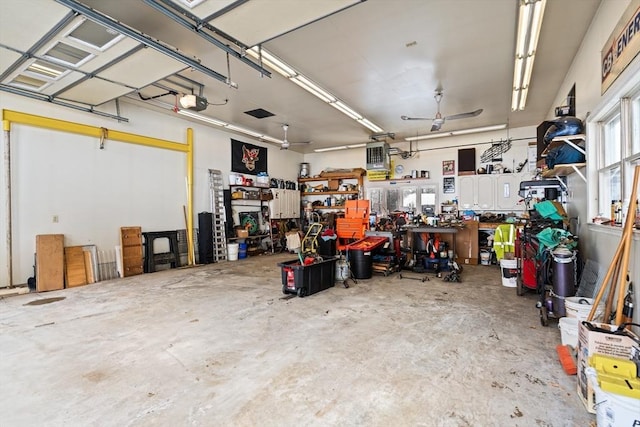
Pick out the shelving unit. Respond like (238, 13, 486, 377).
(299, 170, 365, 210)
(229, 185, 273, 253)
(540, 134, 586, 182)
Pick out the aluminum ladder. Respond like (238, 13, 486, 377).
(208, 169, 227, 262)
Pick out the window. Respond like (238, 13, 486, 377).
(595, 92, 640, 219)
(43, 42, 93, 67)
(67, 19, 123, 51)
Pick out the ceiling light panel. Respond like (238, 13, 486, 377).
(26, 60, 68, 79)
(0, 0, 71, 52)
(43, 41, 94, 67)
(207, 0, 360, 46)
(66, 18, 124, 51)
(98, 49, 186, 89)
(8, 74, 51, 91)
(170, 0, 236, 16)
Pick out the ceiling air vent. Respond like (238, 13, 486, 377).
(366, 142, 390, 171)
(244, 108, 274, 119)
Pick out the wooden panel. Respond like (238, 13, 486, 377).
(83, 251, 95, 284)
(120, 227, 143, 277)
(64, 246, 87, 288)
(36, 234, 64, 292)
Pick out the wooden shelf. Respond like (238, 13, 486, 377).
(302, 191, 359, 196)
(228, 234, 270, 241)
(541, 163, 586, 180)
(541, 134, 586, 157)
(298, 171, 365, 182)
(312, 206, 346, 210)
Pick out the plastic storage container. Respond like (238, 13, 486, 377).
(500, 258, 518, 287)
(279, 256, 338, 297)
(227, 243, 239, 261)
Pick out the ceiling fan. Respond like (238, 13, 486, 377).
(401, 90, 483, 132)
(280, 124, 312, 150)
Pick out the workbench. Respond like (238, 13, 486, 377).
(403, 226, 459, 270)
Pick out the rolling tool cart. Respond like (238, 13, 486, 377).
(516, 225, 539, 296)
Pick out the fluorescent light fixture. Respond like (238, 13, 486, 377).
(404, 124, 507, 141)
(248, 46, 384, 133)
(246, 47, 297, 78)
(177, 109, 227, 127)
(519, 87, 529, 111)
(329, 100, 361, 120)
(290, 75, 336, 103)
(313, 143, 368, 152)
(225, 123, 263, 138)
(314, 145, 348, 152)
(511, 0, 546, 111)
(178, 109, 285, 144)
(260, 135, 283, 144)
(357, 118, 384, 133)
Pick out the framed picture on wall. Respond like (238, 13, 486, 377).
(442, 160, 455, 176)
(443, 177, 455, 194)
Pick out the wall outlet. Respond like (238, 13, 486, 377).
(52, 215, 59, 223)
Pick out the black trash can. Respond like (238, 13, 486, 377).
(349, 248, 372, 279)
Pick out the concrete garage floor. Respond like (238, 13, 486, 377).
(0, 253, 595, 426)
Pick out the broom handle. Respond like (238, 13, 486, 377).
(614, 165, 640, 325)
(588, 234, 624, 321)
(603, 256, 621, 322)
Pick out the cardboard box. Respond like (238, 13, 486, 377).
(455, 221, 479, 265)
(576, 321, 640, 413)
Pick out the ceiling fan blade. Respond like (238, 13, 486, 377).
(445, 108, 483, 121)
(401, 115, 434, 121)
(289, 141, 313, 145)
(430, 122, 442, 132)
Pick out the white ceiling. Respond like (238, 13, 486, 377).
(0, 0, 602, 152)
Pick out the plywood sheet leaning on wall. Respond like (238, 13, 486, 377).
(64, 246, 87, 288)
(120, 227, 143, 277)
(36, 234, 64, 292)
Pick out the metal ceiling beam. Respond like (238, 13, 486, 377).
(54, 0, 234, 88)
(142, 0, 271, 78)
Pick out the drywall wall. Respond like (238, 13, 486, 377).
(304, 125, 537, 208)
(0, 93, 302, 286)
(546, 0, 640, 316)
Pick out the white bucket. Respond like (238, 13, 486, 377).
(227, 243, 239, 261)
(558, 316, 579, 348)
(565, 297, 605, 321)
(480, 251, 491, 265)
(586, 367, 640, 427)
(500, 258, 518, 287)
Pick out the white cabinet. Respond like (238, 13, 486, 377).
(459, 175, 495, 210)
(495, 173, 524, 211)
(459, 173, 527, 211)
(269, 189, 300, 219)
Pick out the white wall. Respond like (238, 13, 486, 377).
(0, 93, 301, 286)
(304, 125, 537, 206)
(549, 1, 640, 303)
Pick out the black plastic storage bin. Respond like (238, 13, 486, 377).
(317, 237, 336, 257)
(278, 256, 338, 297)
